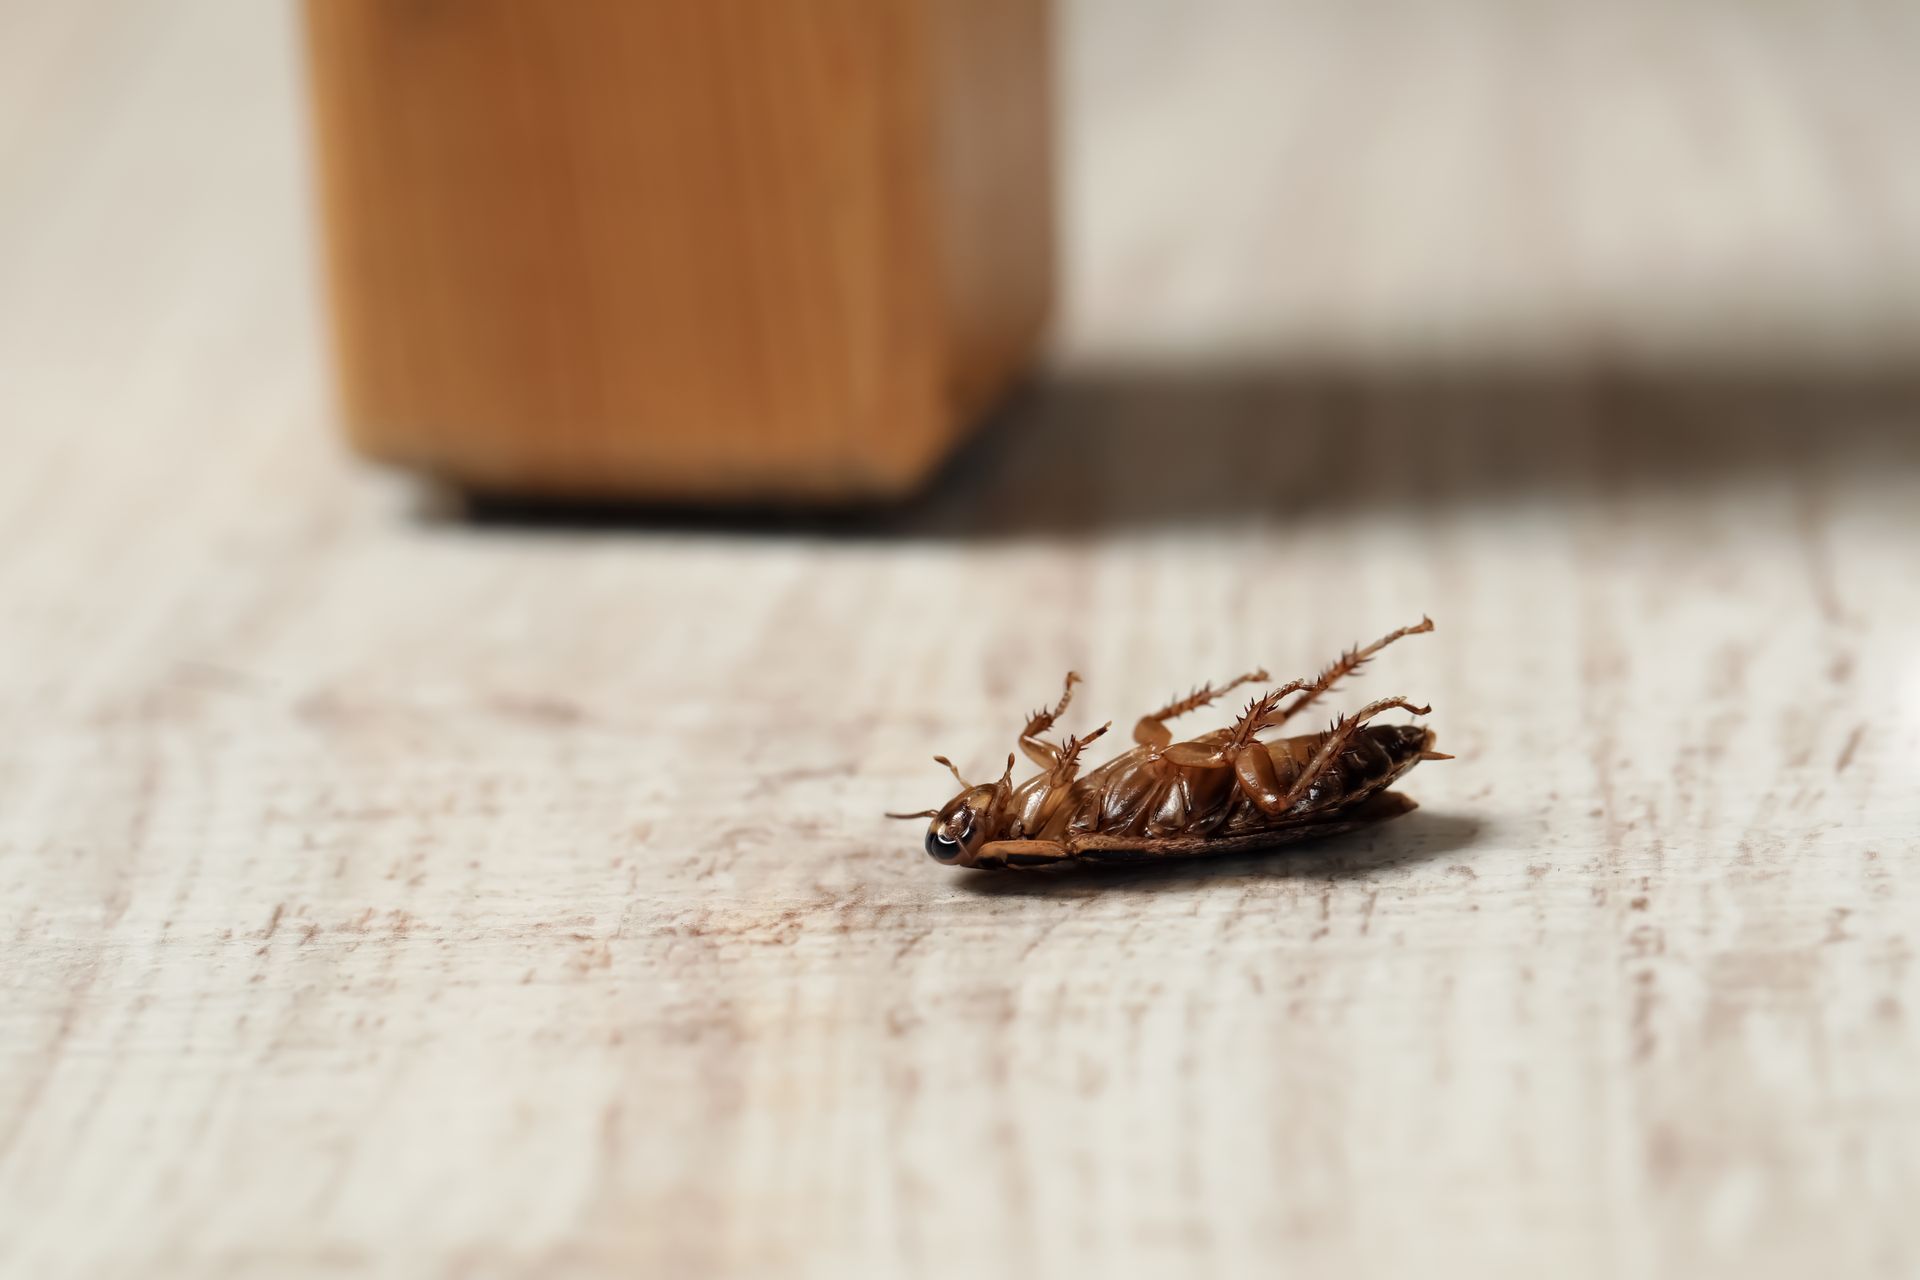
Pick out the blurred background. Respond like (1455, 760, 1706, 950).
(5, 2, 1918, 1276)
(1060, 0, 1920, 370)
(8, 1, 1918, 510)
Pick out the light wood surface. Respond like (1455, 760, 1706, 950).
(3, 2, 1918, 1277)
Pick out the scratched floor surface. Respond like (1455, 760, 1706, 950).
(3, 2, 1919, 1277)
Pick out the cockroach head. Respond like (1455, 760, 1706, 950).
(886, 753, 1014, 866)
(921, 785, 1000, 864)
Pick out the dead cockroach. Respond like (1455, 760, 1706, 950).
(888, 618, 1449, 870)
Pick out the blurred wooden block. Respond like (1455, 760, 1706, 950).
(305, 0, 1053, 501)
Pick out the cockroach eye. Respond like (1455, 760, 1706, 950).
(925, 830, 962, 861)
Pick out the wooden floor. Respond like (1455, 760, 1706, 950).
(3, 2, 1918, 1276)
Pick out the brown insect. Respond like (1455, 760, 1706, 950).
(888, 618, 1449, 870)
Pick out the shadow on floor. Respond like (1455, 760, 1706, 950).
(948, 808, 1486, 898)
(432, 364, 1920, 540)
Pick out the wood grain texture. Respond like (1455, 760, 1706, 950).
(305, 0, 1052, 500)
(3, 1, 1919, 1277)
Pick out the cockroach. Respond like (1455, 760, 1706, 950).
(888, 618, 1450, 870)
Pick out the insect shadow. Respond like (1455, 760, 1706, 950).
(950, 808, 1485, 898)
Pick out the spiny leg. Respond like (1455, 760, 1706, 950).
(1133, 668, 1269, 748)
(1267, 694, 1436, 817)
(1162, 681, 1313, 768)
(1018, 672, 1082, 768)
(1013, 723, 1113, 840)
(1049, 723, 1109, 781)
(1036, 723, 1110, 806)
(1268, 617, 1433, 733)
(971, 724, 1111, 866)
(1222, 680, 1315, 750)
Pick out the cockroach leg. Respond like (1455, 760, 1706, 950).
(1037, 725, 1111, 800)
(1161, 681, 1310, 768)
(1225, 680, 1315, 747)
(1132, 668, 1270, 748)
(932, 755, 972, 788)
(1051, 723, 1110, 778)
(1017, 725, 1115, 840)
(1229, 743, 1288, 811)
(1262, 696, 1432, 814)
(1162, 739, 1230, 767)
(1269, 617, 1433, 731)
(1018, 672, 1082, 768)
(972, 839, 1074, 870)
